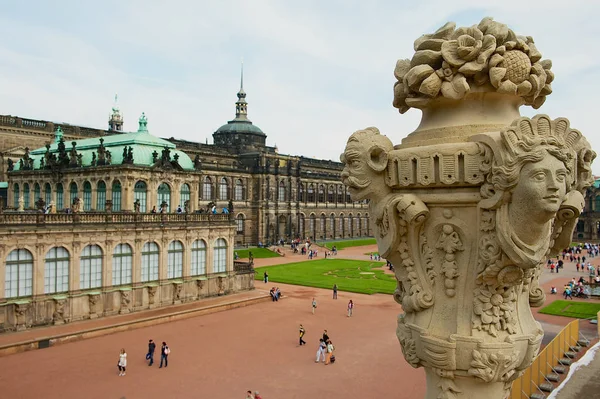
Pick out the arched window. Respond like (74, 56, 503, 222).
(364, 215, 369, 236)
(191, 240, 207, 276)
(320, 214, 326, 237)
(80, 245, 103, 290)
(357, 215, 362, 236)
(157, 183, 171, 212)
(168, 241, 184, 279)
(298, 214, 305, 238)
(23, 183, 30, 209)
(112, 180, 122, 211)
(339, 213, 345, 236)
(45, 247, 69, 294)
(595, 196, 600, 212)
(310, 214, 316, 237)
(236, 214, 245, 234)
(34, 183, 41, 203)
(13, 183, 19, 208)
(213, 238, 227, 273)
(346, 190, 352, 203)
(219, 178, 229, 200)
(203, 176, 212, 200)
(134, 181, 147, 212)
(318, 185, 325, 203)
(328, 186, 334, 203)
(180, 183, 190, 209)
(97, 181, 106, 211)
(278, 181, 286, 202)
(308, 184, 315, 203)
(5, 249, 33, 298)
(112, 244, 132, 286)
(337, 185, 343, 203)
(141, 242, 159, 282)
(298, 184, 305, 202)
(69, 182, 77, 208)
(330, 214, 336, 237)
(44, 183, 52, 207)
(234, 179, 244, 200)
(56, 183, 64, 210)
(348, 214, 354, 236)
(83, 181, 92, 211)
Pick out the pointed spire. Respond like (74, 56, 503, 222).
(240, 58, 244, 92)
(138, 112, 148, 133)
(235, 60, 248, 120)
(54, 126, 64, 144)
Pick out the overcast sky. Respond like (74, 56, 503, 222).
(0, 1, 598, 171)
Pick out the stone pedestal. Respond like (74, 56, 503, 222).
(341, 17, 596, 399)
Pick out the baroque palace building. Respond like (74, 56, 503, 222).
(0, 78, 369, 331)
(574, 177, 600, 241)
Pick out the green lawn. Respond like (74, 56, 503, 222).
(254, 259, 394, 295)
(539, 300, 600, 319)
(320, 238, 377, 250)
(235, 248, 281, 259)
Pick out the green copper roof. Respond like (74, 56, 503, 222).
(14, 114, 194, 171)
(215, 119, 265, 135)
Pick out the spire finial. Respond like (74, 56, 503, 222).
(240, 58, 244, 91)
(138, 112, 148, 133)
(114, 93, 118, 104)
(54, 126, 64, 144)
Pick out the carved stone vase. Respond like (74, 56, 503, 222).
(340, 18, 595, 399)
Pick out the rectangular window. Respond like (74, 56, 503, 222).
(135, 191, 147, 212)
(191, 249, 206, 275)
(56, 191, 63, 210)
(112, 189, 122, 212)
(5, 264, 33, 298)
(97, 190, 106, 211)
(168, 251, 183, 279)
(141, 253, 159, 282)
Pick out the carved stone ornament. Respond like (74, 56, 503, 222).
(147, 286, 157, 305)
(119, 291, 131, 314)
(341, 17, 595, 399)
(52, 298, 67, 325)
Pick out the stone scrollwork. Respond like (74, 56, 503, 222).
(468, 349, 520, 383)
(397, 314, 419, 368)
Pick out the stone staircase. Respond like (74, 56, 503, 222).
(529, 339, 591, 399)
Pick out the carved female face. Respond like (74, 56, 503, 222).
(510, 155, 568, 223)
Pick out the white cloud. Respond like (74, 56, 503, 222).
(0, 0, 599, 172)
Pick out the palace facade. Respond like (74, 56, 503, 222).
(0, 81, 370, 247)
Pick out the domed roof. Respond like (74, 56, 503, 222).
(215, 119, 265, 136)
(13, 114, 195, 171)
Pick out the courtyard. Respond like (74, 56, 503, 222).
(0, 243, 598, 398)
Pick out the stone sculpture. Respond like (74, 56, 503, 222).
(52, 299, 66, 325)
(340, 17, 595, 399)
(119, 291, 130, 314)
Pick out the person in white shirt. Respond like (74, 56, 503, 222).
(315, 338, 326, 363)
(118, 348, 127, 376)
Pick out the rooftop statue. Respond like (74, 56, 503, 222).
(341, 17, 595, 399)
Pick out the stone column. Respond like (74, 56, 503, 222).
(340, 17, 596, 399)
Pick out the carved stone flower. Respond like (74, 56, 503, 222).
(441, 26, 496, 76)
(473, 285, 517, 336)
(488, 37, 550, 106)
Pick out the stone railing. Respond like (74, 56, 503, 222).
(233, 260, 255, 274)
(0, 212, 231, 226)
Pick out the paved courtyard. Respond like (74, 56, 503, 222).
(1, 244, 598, 398)
(0, 282, 425, 399)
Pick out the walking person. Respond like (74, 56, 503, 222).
(315, 338, 327, 363)
(246, 390, 254, 399)
(146, 339, 156, 366)
(312, 298, 317, 315)
(322, 329, 329, 343)
(299, 324, 307, 346)
(325, 340, 335, 365)
(333, 284, 338, 299)
(347, 299, 354, 317)
(118, 348, 127, 376)
(263, 271, 268, 284)
(159, 341, 170, 368)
